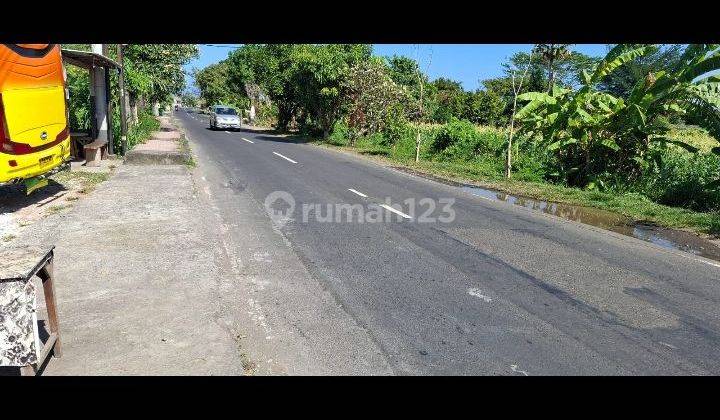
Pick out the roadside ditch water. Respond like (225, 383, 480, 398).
(461, 184, 720, 261)
(392, 166, 720, 262)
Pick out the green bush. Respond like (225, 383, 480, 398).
(381, 105, 411, 148)
(640, 148, 720, 212)
(111, 108, 160, 154)
(355, 132, 386, 150)
(328, 120, 350, 146)
(255, 102, 278, 127)
(433, 118, 504, 162)
(392, 131, 419, 161)
(67, 67, 91, 131)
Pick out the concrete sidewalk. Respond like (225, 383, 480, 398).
(4, 163, 246, 375)
(124, 116, 189, 165)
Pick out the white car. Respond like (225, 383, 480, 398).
(209, 105, 242, 130)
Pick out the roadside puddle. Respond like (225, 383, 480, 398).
(461, 185, 720, 262)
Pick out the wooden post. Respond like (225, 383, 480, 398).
(38, 258, 62, 358)
(1, 246, 62, 376)
(20, 365, 35, 376)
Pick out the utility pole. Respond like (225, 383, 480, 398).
(91, 44, 109, 146)
(118, 44, 128, 155)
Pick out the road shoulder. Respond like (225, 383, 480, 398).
(179, 113, 396, 375)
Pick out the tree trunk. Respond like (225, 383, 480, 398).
(547, 58, 555, 93)
(506, 94, 518, 179)
(132, 105, 138, 124)
(415, 131, 421, 163)
(129, 94, 139, 125)
(505, 130, 513, 178)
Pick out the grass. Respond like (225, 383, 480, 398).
(47, 204, 70, 214)
(50, 171, 110, 195)
(178, 135, 196, 168)
(128, 112, 161, 151)
(667, 124, 719, 153)
(311, 140, 720, 236)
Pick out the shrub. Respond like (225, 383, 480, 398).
(434, 118, 504, 161)
(255, 102, 278, 127)
(328, 120, 350, 146)
(126, 110, 160, 152)
(381, 104, 412, 148)
(639, 148, 720, 212)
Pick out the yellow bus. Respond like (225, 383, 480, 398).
(0, 44, 71, 189)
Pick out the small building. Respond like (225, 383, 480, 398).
(61, 49, 120, 162)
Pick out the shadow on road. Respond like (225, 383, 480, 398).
(251, 134, 312, 144)
(0, 180, 68, 214)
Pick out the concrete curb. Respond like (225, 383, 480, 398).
(124, 117, 190, 166)
(124, 149, 189, 165)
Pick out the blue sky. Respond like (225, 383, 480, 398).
(184, 44, 609, 93)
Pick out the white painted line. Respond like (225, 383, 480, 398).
(348, 188, 367, 198)
(510, 364, 529, 376)
(468, 288, 492, 302)
(273, 152, 297, 164)
(224, 130, 231, 134)
(241, 137, 254, 144)
(380, 204, 412, 219)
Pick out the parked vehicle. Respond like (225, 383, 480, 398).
(0, 44, 71, 187)
(209, 105, 242, 130)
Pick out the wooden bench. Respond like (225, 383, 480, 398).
(83, 139, 108, 167)
(0, 246, 62, 376)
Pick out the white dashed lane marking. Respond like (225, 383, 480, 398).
(273, 152, 297, 164)
(379, 204, 412, 219)
(348, 189, 367, 198)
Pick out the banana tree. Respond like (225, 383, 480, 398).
(516, 44, 720, 187)
(609, 44, 720, 148)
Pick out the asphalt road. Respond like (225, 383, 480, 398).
(178, 110, 720, 375)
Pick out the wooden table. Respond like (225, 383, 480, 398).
(0, 246, 62, 376)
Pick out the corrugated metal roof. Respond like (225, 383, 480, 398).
(61, 49, 120, 70)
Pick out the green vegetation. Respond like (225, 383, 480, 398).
(111, 109, 160, 151)
(179, 135, 196, 168)
(313, 129, 720, 234)
(51, 171, 111, 195)
(195, 44, 720, 235)
(516, 44, 720, 189)
(47, 204, 71, 214)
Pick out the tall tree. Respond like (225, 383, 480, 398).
(430, 77, 466, 122)
(193, 61, 245, 108)
(226, 44, 305, 130)
(291, 44, 372, 137)
(385, 55, 422, 91)
(414, 46, 433, 163)
(505, 47, 537, 178)
(341, 58, 408, 144)
(534, 44, 573, 92)
(122, 44, 198, 119)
